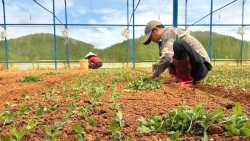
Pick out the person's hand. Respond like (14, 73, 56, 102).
(152, 63, 156, 71)
(149, 74, 155, 79)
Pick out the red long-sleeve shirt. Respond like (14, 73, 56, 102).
(89, 56, 102, 64)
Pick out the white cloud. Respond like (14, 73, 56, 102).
(0, 0, 249, 49)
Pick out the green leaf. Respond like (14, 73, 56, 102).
(231, 128, 240, 135)
(138, 117, 148, 126)
(111, 131, 121, 140)
(136, 125, 152, 133)
(77, 132, 87, 141)
(116, 111, 122, 121)
(26, 119, 39, 130)
(19, 128, 27, 139)
(44, 126, 52, 136)
(232, 102, 243, 116)
(201, 130, 208, 141)
(110, 119, 118, 132)
(241, 128, 250, 136)
(4, 112, 14, 126)
(72, 124, 82, 133)
(10, 127, 18, 136)
(167, 130, 182, 140)
(0, 135, 12, 141)
(54, 122, 62, 130)
(124, 137, 133, 141)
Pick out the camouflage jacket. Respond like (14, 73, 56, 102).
(152, 27, 212, 77)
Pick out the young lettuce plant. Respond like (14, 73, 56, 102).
(127, 76, 162, 90)
(21, 94, 30, 101)
(72, 123, 87, 141)
(1, 119, 39, 141)
(167, 130, 183, 141)
(17, 104, 32, 116)
(218, 102, 250, 136)
(2, 112, 14, 128)
(110, 102, 123, 111)
(110, 111, 125, 140)
(88, 117, 95, 126)
(44, 125, 59, 141)
(54, 112, 70, 130)
(136, 103, 226, 140)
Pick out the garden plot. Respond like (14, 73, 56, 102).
(0, 67, 249, 141)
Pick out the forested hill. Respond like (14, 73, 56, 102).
(0, 32, 249, 62)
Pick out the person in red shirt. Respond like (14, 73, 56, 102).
(84, 52, 103, 69)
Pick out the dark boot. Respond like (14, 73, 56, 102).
(168, 63, 179, 83)
(173, 56, 193, 86)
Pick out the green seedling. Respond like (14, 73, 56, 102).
(0, 135, 12, 141)
(17, 104, 32, 116)
(88, 117, 95, 126)
(21, 94, 30, 101)
(17, 75, 44, 82)
(2, 112, 14, 128)
(44, 72, 62, 75)
(6, 119, 39, 141)
(72, 124, 87, 141)
(54, 112, 70, 130)
(44, 125, 59, 141)
(110, 111, 125, 140)
(137, 102, 250, 140)
(127, 76, 162, 90)
(167, 130, 183, 141)
(79, 107, 88, 119)
(3, 102, 9, 112)
(121, 89, 133, 93)
(93, 86, 105, 98)
(137, 113, 166, 134)
(218, 102, 250, 136)
(111, 131, 122, 141)
(88, 97, 100, 107)
(10, 127, 26, 141)
(62, 94, 70, 98)
(34, 106, 48, 119)
(110, 102, 123, 110)
(108, 92, 120, 103)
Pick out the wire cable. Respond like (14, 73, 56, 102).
(10, 0, 35, 15)
(128, 0, 141, 29)
(155, 0, 171, 16)
(213, 0, 241, 16)
(33, 0, 66, 28)
(187, 0, 238, 28)
(88, 0, 95, 19)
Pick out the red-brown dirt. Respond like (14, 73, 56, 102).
(0, 69, 249, 141)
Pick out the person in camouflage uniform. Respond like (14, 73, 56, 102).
(143, 20, 212, 86)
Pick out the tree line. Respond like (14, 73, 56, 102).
(0, 32, 249, 62)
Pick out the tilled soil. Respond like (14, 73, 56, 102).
(0, 69, 249, 141)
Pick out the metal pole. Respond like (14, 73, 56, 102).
(132, 0, 135, 68)
(185, 0, 188, 27)
(65, 0, 70, 69)
(126, 0, 129, 68)
(173, 0, 178, 27)
(2, 0, 9, 70)
(208, 0, 213, 60)
(52, 0, 57, 69)
(240, 0, 246, 65)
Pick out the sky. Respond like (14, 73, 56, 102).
(0, 0, 250, 49)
